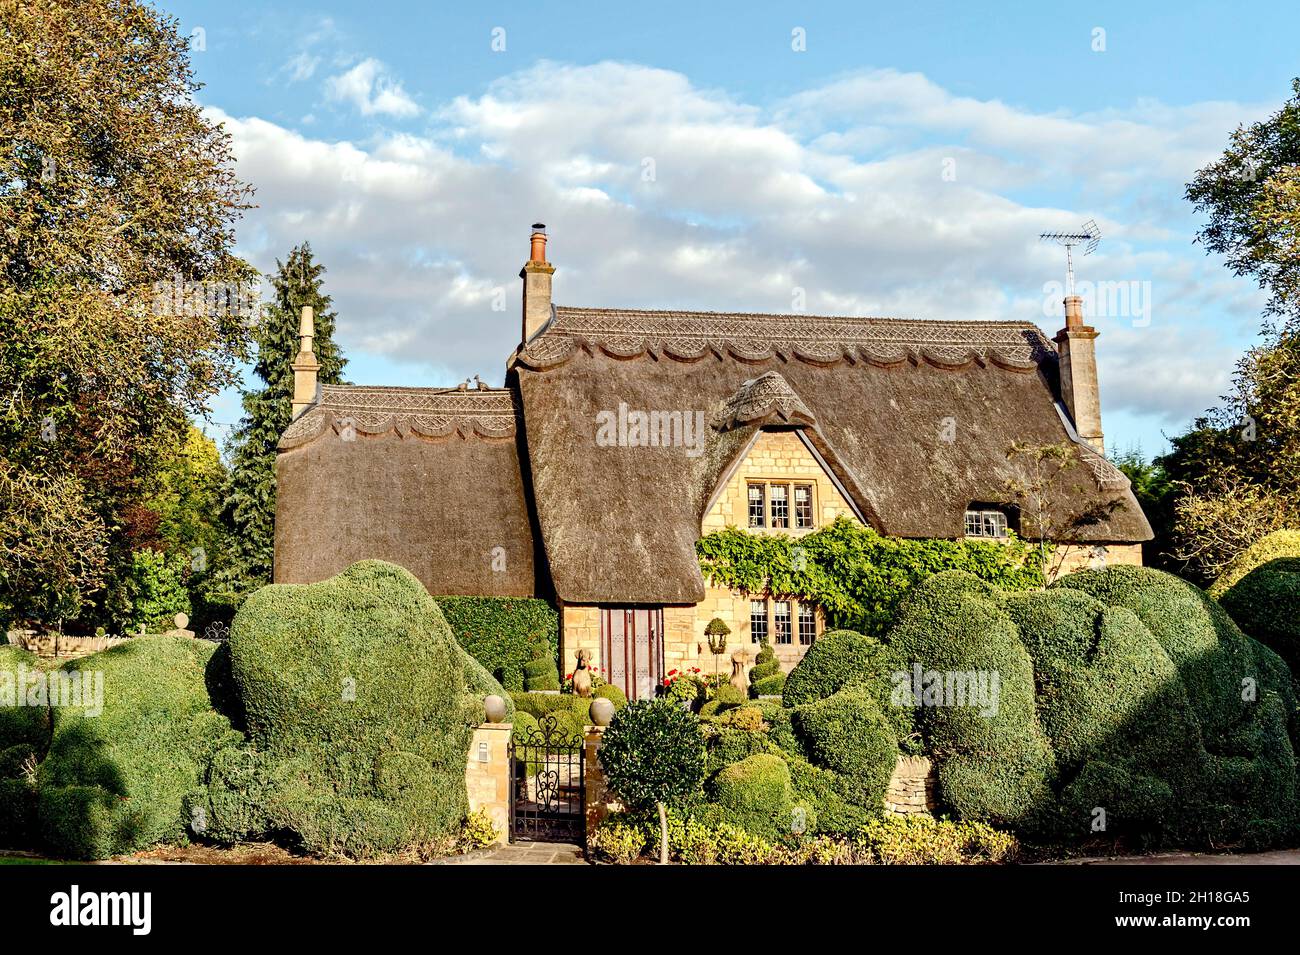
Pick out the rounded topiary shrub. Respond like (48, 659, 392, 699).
(522, 639, 560, 692)
(793, 687, 897, 808)
(782, 628, 913, 747)
(748, 640, 784, 697)
(599, 699, 706, 863)
(707, 753, 795, 840)
(1218, 558, 1300, 675)
(201, 560, 509, 858)
(885, 566, 1299, 848)
(37, 636, 239, 860)
(886, 572, 1055, 830)
(1209, 530, 1300, 598)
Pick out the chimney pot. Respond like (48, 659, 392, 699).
(529, 223, 548, 265)
(1063, 294, 1084, 329)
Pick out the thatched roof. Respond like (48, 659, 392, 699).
(274, 384, 540, 597)
(511, 306, 1152, 605)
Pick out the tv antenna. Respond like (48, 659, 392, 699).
(1039, 219, 1100, 296)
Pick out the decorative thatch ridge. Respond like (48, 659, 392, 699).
(516, 306, 1055, 370)
(280, 384, 520, 448)
(715, 372, 816, 431)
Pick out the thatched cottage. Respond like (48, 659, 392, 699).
(274, 225, 1152, 700)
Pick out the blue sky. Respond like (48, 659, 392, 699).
(164, 0, 1299, 457)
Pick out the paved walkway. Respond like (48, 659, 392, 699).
(1055, 849, 1300, 866)
(442, 841, 587, 865)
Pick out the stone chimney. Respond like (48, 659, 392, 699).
(291, 305, 321, 420)
(520, 222, 554, 344)
(1054, 295, 1103, 452)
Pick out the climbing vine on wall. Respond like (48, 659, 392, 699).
(696, 516, 1047, 635)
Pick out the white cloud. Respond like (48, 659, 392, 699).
(212, 61, 1271, 447)
(325, 58, 419, 118)
(282, 51, 319, 83)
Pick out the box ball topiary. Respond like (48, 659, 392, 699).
(793, 687, 898, 809)
(37, 635, 241, 860)
(211, 560, 511, 858)
(1218, 558, 1300, 675)
(707, 753, 795, 841)
(1209, 530, 1300, 598)
(599, 700, 706, 812)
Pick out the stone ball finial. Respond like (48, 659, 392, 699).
(174, 612, 189, 630)
(483, 694, 507, 724)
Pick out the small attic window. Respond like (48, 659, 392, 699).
(964, 508, 1010, 539)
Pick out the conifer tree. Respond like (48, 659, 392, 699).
(217, 244, 346, 602)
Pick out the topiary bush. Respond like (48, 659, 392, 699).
(197, 560, 508, 858)
(435, 596, 559, 691)
(782, 628, 914, 748)
(522, 638, 561, 692)
(0, 645, 47, 849)
(1053, 565, 1298, 846)
(706, 753, 796, 841)
(793, 687, 897, 808)
(37, 635, 240, 859)
(1209, 529, 1300, 598)
(885, 572, 1056, 831)
(882, 566, 1300, 848)
(599, 699, 706, 863)
(748, 640, 784, 697)
(1218, 558, 1300, 675)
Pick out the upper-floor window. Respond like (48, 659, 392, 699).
(794, 484, 814, 529)
(747, 484, 766, 528)
(770, 484, 789, 528)
(747, 481, 817, 531)
(964, 508, 1009, 539)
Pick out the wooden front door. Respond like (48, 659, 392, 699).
(601, 607, 665, 701)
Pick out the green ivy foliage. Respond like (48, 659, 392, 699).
(697, 516, 1046, 635)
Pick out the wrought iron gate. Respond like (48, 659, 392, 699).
(509, 715, 586, 845)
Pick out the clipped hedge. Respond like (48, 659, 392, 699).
(1209, 529, 1300, 598)
(435, 596, 559, 691)
(882, 566, 1300, 848)
(199, 560, 507, 858)
(782, 628, 914, 748)
(37, 636, 239, 860)
(706, 753, 797, 841)
(1218, 558, 1300, 675)
(793, 687, 897, 808)
(886, 572, 1056, 831)
(748, 641, 784, 697)
(0, 645, 48, 848)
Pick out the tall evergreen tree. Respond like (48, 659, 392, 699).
(217, 244, 346, 602)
